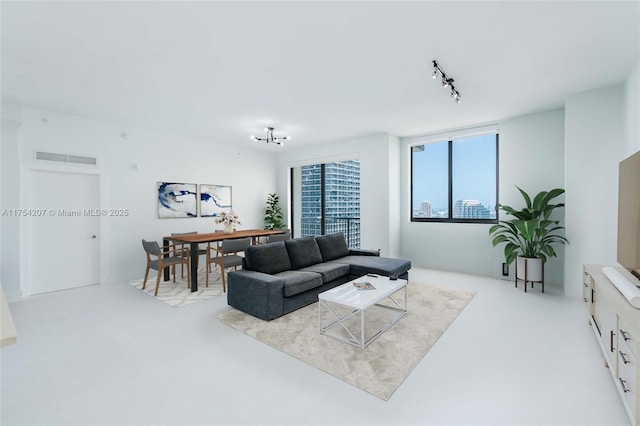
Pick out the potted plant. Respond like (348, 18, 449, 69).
(216, 210, 240, 234)
(489, 186, 569, 284)
(264, 193, 285, 230)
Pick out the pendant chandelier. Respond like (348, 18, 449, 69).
(250, 127, 290, 146)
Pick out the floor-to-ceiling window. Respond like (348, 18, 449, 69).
(292, 159, 360, 248)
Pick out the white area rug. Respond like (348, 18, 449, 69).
(128, 268, 224, 307)
(217, 282, 476, 400)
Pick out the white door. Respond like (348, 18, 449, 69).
(27, 169, 100, 295)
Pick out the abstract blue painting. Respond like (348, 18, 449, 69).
(157, 182, 197, 218)
(199, 184, 232, 217)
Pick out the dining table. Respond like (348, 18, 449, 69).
(162, 229, 287, 292)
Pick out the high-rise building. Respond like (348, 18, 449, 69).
(300, 160, 360, 248)
(453, 199, 492, 219)
(421, 201, 432, 217)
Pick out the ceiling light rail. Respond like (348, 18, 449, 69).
(250, 127, 290, 146)
(432, 60, 462, 104)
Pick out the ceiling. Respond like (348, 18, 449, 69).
(1, 1, 639, 151)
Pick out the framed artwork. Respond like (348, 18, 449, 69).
(199, 184, 232, 217)
(157, 182, 197, 218)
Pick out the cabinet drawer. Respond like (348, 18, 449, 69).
(618, 348, 637, 417)
(583, 270, 591, 303)
(619, 320, 638, 358)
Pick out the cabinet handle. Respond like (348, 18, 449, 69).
(620, 329, 631, 342)
(611, 330, 616, 353)
(620, 350, 631, 365)
(591, 289, 595, 304)
(619, 378, 631, 393)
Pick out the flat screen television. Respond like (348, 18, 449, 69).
(617, 150, 640, 283)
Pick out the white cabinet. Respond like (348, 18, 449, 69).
(584, 264, 640, 425)
(619, 318, 638, 416)
(593, 281, 618, 367)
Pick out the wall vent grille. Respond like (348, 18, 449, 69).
(36, 151, 96, 165)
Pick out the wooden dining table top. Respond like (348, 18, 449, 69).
(163, 228, 286, 243)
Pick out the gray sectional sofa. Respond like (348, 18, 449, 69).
(227, 233, 411, 320)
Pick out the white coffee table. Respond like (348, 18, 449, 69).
(318, 275, 408, 349)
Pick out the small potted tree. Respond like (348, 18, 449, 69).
(264, 193, 285, 230)
(489, 186, 568, 290)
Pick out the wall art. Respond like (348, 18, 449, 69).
(199, 184, 232, 217)
(157, 182, 197, 218)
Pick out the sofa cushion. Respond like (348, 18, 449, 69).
(244, 241, 292, 275)
(299, 262, 350, 283)
(285, 237, 323, 269)
(274, 270, 323, 297)
(328, 255, 411, 278)
(315, 233, 350, 261)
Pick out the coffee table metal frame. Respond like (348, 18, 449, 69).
(318, 275, 407, 349)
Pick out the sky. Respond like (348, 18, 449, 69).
(412, 133, 497, 211)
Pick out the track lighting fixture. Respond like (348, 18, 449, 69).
(432, 60, 462, 104)
(250, 127, 290, 146)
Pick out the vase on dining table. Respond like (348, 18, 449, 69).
(223, 223, 233, 234)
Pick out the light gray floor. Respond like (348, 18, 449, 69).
(1, 268, 630, 426)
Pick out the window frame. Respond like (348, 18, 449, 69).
(410, 133, 499, 224)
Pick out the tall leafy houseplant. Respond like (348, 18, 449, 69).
(489, 186, 569, 265)
(264, 193, 285, 230)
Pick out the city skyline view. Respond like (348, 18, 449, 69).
(299, 160, 361, 247)
(412, 133, 497, 220)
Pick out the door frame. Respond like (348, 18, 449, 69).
(20, 162, 104, 296)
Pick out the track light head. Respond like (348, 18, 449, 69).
(432, 59, 462, 104)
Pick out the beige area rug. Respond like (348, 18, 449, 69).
(217, 282, 476, 400)
(128, 267, 225, 307)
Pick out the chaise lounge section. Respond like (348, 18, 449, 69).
(227, 233, 411, 320)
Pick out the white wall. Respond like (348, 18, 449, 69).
(1, 105, 278, 301)
(1, 115, 22, 301)
(564, 86, 625, 299)
(624, 61, 640, 155)
(276, 133, 398, 256)
(387, 134, 401, 258)
(399, 110, 566, 290)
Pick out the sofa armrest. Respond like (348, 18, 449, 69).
(348, 248, 380, 257)
(227, 270, 285, 321)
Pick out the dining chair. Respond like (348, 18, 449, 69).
(171, 231, 208, 278)
(141, 239, 190, 296)
(267, 230, 291, 243)
(206, 237, 252, 292)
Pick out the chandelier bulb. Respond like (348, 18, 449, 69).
(432, 69, 438, 79)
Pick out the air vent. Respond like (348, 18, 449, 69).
(36, 151, 96, 165)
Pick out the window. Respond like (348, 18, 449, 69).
(291, 160, 361, 248)
(411, 133, 498, 223)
